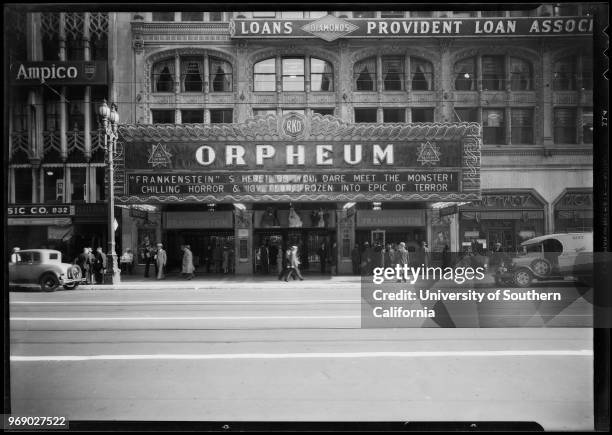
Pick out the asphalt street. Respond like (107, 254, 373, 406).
(8, 274, 594, 430)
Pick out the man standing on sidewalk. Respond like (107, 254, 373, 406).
(141, 236, 155, 278)
(181, 244, 195, 280)
(156, 243, 167, 280)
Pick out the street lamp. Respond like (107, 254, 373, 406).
(99, 100, 121, 284)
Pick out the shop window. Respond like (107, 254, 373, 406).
(70, 167, 87, 202)
(410, 11, 433, 17)
(353, 11, 376, 18)
(411, 57, 433, 91)
(254, 58, 276, 92)
(454, 57, 476, 91)
(511, 108, 534, 144)
(310, 58, 334, 92)
(181, 110, 204, 123)
(483, 109, 505, 144)
(453, 11, 476, 17)
(282, 58, 305, 91)
(354, 108, 377, 123)
(181, 57, 203, 92)
(509, 57, 533, 91)
(44, 168, 65, 203)
(454, 107, 478, 122)
(210, 109, 233, 123)
(152, 59, 175, 92)
(582, 110, 593, 144)
(253, 108, 276, 117)
(554, 4, 578, 16)
(482, 56, 505, 91)
(383, 108, 405, 123)
(44, 98, 61, 131)
(554, 108, 577, 144)
(354, 57, 377, 91)
(14, 168, 32, 204)
(210, 57, 233, 92)
(411, 108, 434, 122)
(382, 56, 404, 91)
(381, 11, 405, 18)
(553, 56, 576, 90)
(312, 108, 334, 116)
(181, 12, 203, 21)
(509, 10, 533, 17)
(209, 12, 223, 21)
(153, 12, 175, 21)
(151, 110, 175, 124)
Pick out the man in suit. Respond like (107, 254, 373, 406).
(156, 243, 167, 280)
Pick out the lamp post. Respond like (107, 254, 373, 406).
(99, 100, 121, 284)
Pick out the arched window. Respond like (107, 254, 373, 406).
(482, 55, 505, 90)
(210, 57, 233, 92)
(553, 56, 576, 90)
(454, 57, 476, 91)
(152, 59, 175, 92)
(254, 58, 276, 92)
(181, 57, 203, 92)
(411, 57, 433, 91)
(354, 57, 376, 91)
(509, 57, 533, 91)
(310, 58, 333, 92)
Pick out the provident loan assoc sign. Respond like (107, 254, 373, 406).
(114, 114, 481, 203)
(229, 15, 593, 41)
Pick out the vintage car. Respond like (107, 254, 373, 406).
(9, 249, 84, 291)
(495, 233, 593, 287)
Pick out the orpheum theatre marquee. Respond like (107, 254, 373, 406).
(114, 113, 481, 204)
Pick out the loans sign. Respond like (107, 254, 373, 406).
(230, 16, 593, 41)
(114, 114, 481, 203)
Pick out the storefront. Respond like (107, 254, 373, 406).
(553, 189, 593, 233)
(114, 113, 481, 274)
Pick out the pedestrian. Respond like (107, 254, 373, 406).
(422, 241, 430, 267)
(75, 247, 91, 283)
(285, 245, 304, 281)
(330, 241, 338, 275)
(383, 243, 395, 268)
(362, 242, 374, 275)
(278, 245, 295, 281)
(222, 244, 230, 274)
(396, 242, 409, 282)
(181, 244, 195, 280)
(260, 242, 270, 274)
(86, 247, 96, 284)
(155, 243, 167, 280)
(141, 236, 155, 278)
(120, 248, 134, 274)
(317, 242, 328, 274)
(351, 244, 361, 275)
(10, 247, 21, 263)
(93, 247, 107, 284)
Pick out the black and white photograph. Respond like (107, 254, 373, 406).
(4, 2, 610, 432)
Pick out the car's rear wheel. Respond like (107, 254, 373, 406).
(513, 269, 533, 288)
(531, 258, 552, 277)
(40, 274, 59, 292)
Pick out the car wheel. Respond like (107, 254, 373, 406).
(531, 259, 552, 277)
(40, 274, 59, 292)
(513, 269, 533, 288)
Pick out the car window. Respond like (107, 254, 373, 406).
(17, 252, 33, 263)
(49, 253, 59, 260)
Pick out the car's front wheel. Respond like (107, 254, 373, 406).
(513, 269, 533, 288)
(40, 274, 59, 292)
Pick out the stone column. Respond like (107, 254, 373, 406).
(234, 208, 254, 275)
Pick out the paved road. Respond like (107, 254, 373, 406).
(8, 277, 594, 430)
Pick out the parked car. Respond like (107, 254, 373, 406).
(9, 249, 84, 292)
(495, 233, 593, 287)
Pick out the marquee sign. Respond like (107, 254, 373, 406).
(114, 114, 481, 203)
(9, 61, 108, 85)
(229, 15, 593, 41)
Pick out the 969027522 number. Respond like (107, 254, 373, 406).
(3, 415, 68, 430)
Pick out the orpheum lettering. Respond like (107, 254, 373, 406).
(16, 63, 78, 81)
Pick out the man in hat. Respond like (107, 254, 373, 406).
(10, 247, 21, 263)
(156, 243, 167, 280)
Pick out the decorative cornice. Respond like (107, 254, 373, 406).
(131, 22, 229, 34)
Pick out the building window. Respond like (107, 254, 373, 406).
(511, 108, 534, 144)
(554, 4, 578, 16)
(68, 100, 85, 131)
(253, 12, 276, 18)
(181, 12, 203, 21)
(280, 11, 304, 19)
(12, 103, 28, 132)
(70, 167, 87, 202)
(181, 57, 203, 92)
(354, 57, 377, 91)
(453, 11, 476, 17)
(14, 168, 32, 204)
(152, 59, 175, 92)
(454, 107, 478, 122)
(151, 110, 175, 124)
(410, 11, 433, 17)
(310, 58, 334, 92)
(483, 109, 505, 144)
(308, 12, 327, 18)
(553, 56, 576, 90)
(209, 12, 223, 21)
(481, 10, 505, 17)
(44, 168, 64, 203)
(382, 56, 404, 91)
(454, 57, 476, 91)
(44, 98, 60, 131)
(253, 108, 276, 117)
(282, 109, 305, 116)
(90, 34, 107, 61)
(509, 57, 533, 91)
(210, 109, 233, 123)
(210, 57, 233, 92)
(412, 108, 434, 122)
(353, 11, 376, 18)
(554, 108, 577, 144)
(312, 108, 334, 116)
(254, 58, 276, 92)
(381, 11, 405, 18)
(181, 110, 204, 123)
(482, 56, 505, 91)
(383, 108, 405, 122)
(354, 108, 377, 122)
(152, 12, 174, 21)
(282, 58, 305, 91)
(509, 10, 533, 17)
(582, 110, 593, 144)
(411, 57, 433, 90)
(66, 36, 84, 61)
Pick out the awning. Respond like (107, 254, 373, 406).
(8, 217, 72, 226)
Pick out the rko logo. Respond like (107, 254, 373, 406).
(282, 113, 305, 138)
